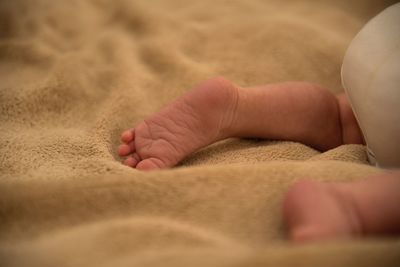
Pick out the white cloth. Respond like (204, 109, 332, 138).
(341, 3, 400, 168)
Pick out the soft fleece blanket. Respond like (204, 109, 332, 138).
(1, 0, 399, 266)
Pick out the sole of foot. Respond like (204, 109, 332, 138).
(118, 77, 239, 170)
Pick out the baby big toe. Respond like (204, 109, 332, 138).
(136, 158, 165, 171)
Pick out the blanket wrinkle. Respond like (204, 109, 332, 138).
(1, 0, 399, 266)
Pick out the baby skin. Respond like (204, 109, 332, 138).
(117, 77, 400, 242)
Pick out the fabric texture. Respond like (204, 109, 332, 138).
(1, 0, 399, 266)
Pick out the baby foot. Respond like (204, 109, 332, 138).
(282, 179, 363, 242)
(118, 77, 239, 170)
(283, 172, 400, 242)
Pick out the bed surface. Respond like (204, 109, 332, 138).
(1, 0, 399, 266)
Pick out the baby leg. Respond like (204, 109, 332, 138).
(118, 77, 361, 170)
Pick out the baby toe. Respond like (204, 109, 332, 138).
(123, 156, 138, 167)
(121, 129, 135, 143)
(118, 144, 132, 156)
(136, 157, 165, 171)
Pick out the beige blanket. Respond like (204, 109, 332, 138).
(1, 0, 399, 266)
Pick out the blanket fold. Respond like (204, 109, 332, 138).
(1, 0, 399, 266)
